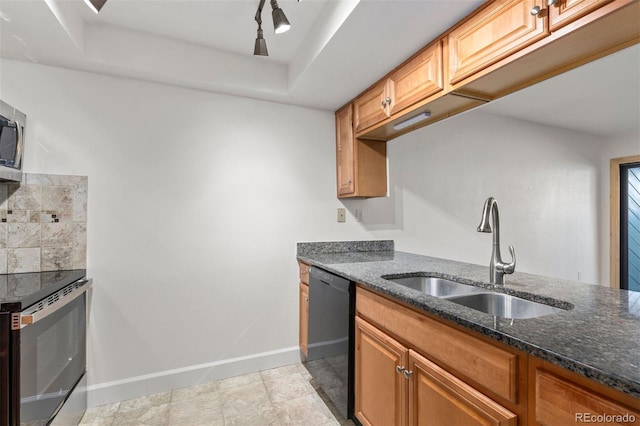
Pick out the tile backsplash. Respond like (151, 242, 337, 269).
(0, 173, 87, 273)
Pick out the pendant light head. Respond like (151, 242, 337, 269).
(271, 0, 291, 34)
(254, 25, 268, 56)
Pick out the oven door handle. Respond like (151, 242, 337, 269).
(19, 278, 92, 329)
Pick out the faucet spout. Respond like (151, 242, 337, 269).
(477, 197, 515, 285)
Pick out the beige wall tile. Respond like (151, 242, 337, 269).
(0, 173, 89, 273)
(8, 248, 40, 273)
(41, 223, 73, 247)
(8, 184, 41, 210)
(7, 223, 40, 248)
(41, 247, 73, 271)
(42, 186, 73, 211)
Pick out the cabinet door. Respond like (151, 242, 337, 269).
(299, 282, 309, 357)
(408, 350, 517, 426)
(534, 369, 640, 426)
(355, 317, 408, 426)
(354, 81, 390, 134)
(388, 41, 443, 116)
(548, 0, 614, 30)
(336, 104, 355, 196)
(448, 0, 549, 85)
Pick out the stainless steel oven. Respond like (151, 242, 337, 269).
(0, 271, 90, 426)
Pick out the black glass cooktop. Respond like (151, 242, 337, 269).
(0, 269, 86, 312)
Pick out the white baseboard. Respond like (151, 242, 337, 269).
(87, 346, 301, 408)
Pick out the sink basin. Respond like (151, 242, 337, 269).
(388, 276, 484, 298)
(446, 292, 566, 319)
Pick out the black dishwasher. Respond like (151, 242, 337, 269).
(305, 266, 355, 420)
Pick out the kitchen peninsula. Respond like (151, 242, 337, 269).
(297, 240, 640, 425)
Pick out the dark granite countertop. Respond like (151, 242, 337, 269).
(297, 241, 640, 399)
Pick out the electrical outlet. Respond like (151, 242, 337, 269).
(355, 209, 363, 222)
(337, 208, 346, 223)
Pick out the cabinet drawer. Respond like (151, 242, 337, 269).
(534, 369, 640, 425)
(448, 0, 549, 85)
(356, 287, 519, 403)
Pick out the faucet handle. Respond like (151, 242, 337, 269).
(503, 245, 516, 274)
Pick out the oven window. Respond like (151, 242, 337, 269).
(20, 295, 86, 425)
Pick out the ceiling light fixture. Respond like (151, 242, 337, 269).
(83, 0, 107, 14)
(393, 112, 432, 131)
(271, 0, 291, 34)
(253, 0, 292, 56)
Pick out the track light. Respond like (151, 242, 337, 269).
(254, 24, 268, 56)
(271, 0, 291, 34)
(83, 0, 107, 13)
(253, 0, 292, 56)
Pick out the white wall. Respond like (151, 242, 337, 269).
(1, 58, 630, 407)
(597, 130, 640, 285)
(0, 59, 373, 406)
(344, 110, 606, 284)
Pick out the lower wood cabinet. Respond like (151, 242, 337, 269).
(409, 351, 517, 426)
(529, 357, 640, 426)
(298, 261, 309, 357)
(299, 281, 309, 357)
(355, 316, 516, 426)
(355, 285, 640, 426)
(355, 316, 407, 426)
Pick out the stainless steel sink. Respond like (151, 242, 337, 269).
(387, 276, 484, 298)
(446, 292, 566, 319)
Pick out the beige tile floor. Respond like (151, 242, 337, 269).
(79, 363, 355, 426)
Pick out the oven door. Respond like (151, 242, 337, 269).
(19, 279, 90, 426)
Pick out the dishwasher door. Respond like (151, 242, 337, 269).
(306, 266, 354, 420)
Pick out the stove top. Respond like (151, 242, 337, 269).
(0, 269, 87, 312)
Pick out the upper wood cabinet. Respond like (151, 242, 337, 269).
(448, 0, 550, 86)
(548, 0, 615, 30)
(336, 105, 356, 196)
(354, 41, 443, 134)
(354, 81, 390, 135)
(387, 42, 444, 117)
(335, 0, 639, 198)
(336, 104, 387, 198)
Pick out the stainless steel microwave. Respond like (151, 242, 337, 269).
(0, 100, 25, 182)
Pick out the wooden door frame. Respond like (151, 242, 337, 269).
(610, 155, 640, 288)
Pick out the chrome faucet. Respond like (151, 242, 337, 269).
(477, 197, 516, 285)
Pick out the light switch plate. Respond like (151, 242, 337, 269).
(337, 208, 346, 223)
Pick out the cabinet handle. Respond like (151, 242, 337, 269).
(396, 366, 405, 374)
(305, 297, 309, 302)
(403, 370, 413, 379)
(546, 0, 557, 5)
(346, 178, 352, 184)
(381, 100, 387, 108)
(530, 5, 542, 15)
